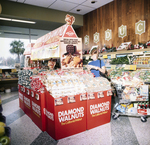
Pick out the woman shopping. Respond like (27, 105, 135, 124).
(87, 46, 106, 77)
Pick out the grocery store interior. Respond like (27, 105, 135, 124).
(0, 0, 150, 145)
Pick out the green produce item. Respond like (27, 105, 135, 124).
(0, 136, 10, 145)
(0, 126, 5, 137)
(0, 122, 5, 127)
(110, 56, 130, 64)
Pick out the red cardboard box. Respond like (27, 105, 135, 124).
(31, 90, 46, 131)
(24, 88, 32, 119)
(137, 109, 147, 115)
(18, 85, 25, 112)
(45, 90, 87, 140)
(86, 90, 112, 130)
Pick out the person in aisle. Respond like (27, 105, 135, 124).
(87, 46, 106, 77)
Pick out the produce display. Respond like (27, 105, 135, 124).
(110, 56, 130, 64)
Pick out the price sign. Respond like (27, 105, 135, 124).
(103, 55, 108, 59)
(11, 69, 17, 73)
(130, 65, 136, 70)
(86, 55, 89, 60)
(111, 65, 116, 69)
(124, 65, 136, 70)
(111, 54, 116, 59)
(133, 52, 143, 55)
(0, 69, 2, 73)
(124, 65, 130, 70)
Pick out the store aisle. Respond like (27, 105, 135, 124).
(1, 92, 150, 145)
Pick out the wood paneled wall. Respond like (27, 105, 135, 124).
(75, 0, 150, 51)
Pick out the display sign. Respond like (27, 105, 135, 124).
(11, 69, 17, 73)
(135, 20, 145, 35)
(105, 29, 112, 41)
(111, 65, 116, 69)
(118, 25, 127, 38)
(93, 32, 99, 43)
(60, 37, 83, 72)
(124, 65, 136, 70)
(103, 55, 108, 59)
(133, 52, 143, 55)
(111, 54, 116, 58)
(31, 23, 78, 60)
(84, 35, 89, 45)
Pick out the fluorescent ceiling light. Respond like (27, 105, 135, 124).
(0, 17, 11, 21)
(12, 19, 36, 24)
(0, 17, 36, 24)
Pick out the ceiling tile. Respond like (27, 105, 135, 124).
(17, 0, 25, 2)
(82, 0, 114, 9)
(49, 0, 78, 12)
(61, 0, 86, 5)
(70, 5, 94, 15)
(24, 0, 56, 8)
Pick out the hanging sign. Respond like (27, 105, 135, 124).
(135, 20, 145, 35)
(118, 25, 127, 38)
(84, 35, 89, 45)
(105, 29, 112, 41)
(93, 32, 99, 43)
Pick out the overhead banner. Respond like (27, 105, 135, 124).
(118, 25, 127, 38)
(135, 20, 145, 35)
(60, 37, 83, 72)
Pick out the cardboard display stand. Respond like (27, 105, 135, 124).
(23, 88, 32, 119)
(31, 90, 46, 131)
(18, 85, 25, 112)
(86, 90, 112, 130)
(45, 90, 87, 140)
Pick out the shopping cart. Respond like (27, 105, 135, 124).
(112, 83, 149, 122)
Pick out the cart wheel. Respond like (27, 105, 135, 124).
(112, 114, 119, 120)
(141, 116, 147, 122)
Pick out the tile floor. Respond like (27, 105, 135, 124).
(1, 91, 150, 145)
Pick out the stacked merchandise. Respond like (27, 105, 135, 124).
(110, 68, 149, 101)
(0, 96, 11, 145)
(110, 68, 150, 121)
(43, 70, 111, 98)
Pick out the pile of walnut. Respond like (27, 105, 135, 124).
(62, 54, 83, 68)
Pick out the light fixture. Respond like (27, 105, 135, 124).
(76, 9, 81, 12)
(0, 17, 11, 21)
(91, 1, 96, 4)
(0, 17, 36, 24)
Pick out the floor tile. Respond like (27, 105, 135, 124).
(129, 116, 150, 145)
(111, 116, 139, 145)
(0, 92, 18, 101)
(30, 131, 58, 145)
(2, 99, 20, 116)
(6, 109, 25, 125)
(9, 115, 41, 145)
(58, 123, 112, 145)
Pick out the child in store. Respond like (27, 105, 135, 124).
(87, 46, 106, 77)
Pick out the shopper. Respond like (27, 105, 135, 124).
(87, 46, 106, 77)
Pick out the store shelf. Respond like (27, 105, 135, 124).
(0, 78, 18, 81)
(83, 47, 150, 57)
